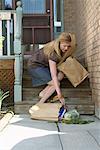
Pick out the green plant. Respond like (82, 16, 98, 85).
(0, 89, 9, 112)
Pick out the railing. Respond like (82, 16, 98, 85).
(14, 1, 23, 103)
(0, 1, 23, 103)
(0, 10, 15, 56)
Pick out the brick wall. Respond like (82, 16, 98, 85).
(64, 0, 76, 33)
(64, 0, 100, 118)
(0, 1, 2, 9)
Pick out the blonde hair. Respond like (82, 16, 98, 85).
(43, 32, 76, 62)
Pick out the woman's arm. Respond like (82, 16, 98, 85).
(49, 59, 65, 105)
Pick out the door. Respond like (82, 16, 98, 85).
(21, 0, 53, 44)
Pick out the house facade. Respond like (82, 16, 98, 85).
(63, 0, 100, 118)
(0, 0, 100, 118)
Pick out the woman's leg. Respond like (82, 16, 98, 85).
(38, 85, 55, 103)
(39, 85, 52, 98)
(38, 71, 64, 103)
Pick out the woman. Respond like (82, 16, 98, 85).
(28, 32, 76, 106)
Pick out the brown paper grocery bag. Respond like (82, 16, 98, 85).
(29, 103, 62, 121)
(58, 57, 89, 87)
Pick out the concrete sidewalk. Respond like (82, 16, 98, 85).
(0, 115, 100, 150)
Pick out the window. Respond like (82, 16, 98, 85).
(5, 0, 12, 10)
(22, 0, 46, 14)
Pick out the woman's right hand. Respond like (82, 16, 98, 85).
(57, 94, 65, 106)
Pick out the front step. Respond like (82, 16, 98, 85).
(14, 87, 94, 114)
(22, 87, 92, 102)
(14, 100, 94, 115)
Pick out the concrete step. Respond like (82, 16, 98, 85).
(20, 87, 94, 115)
(22, 87, 92, 101)
(14, 100, 94, 115)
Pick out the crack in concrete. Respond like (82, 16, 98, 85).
(87, 130, 100, 149)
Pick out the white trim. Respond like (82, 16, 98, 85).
(14, 13, 16, 38)
(0, 20, 3, 56)
(54, 21, 61, 27)
(0, 55, 15, 59)
(7, 20, 11, 56)
(0, 12, 11, 20)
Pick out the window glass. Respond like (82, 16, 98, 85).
(5, 0, 12, 10)
(22, 0, 46, 14)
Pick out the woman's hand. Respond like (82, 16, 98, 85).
(57, 94, 65, 106)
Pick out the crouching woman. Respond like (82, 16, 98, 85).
(27, 32, 76, 106)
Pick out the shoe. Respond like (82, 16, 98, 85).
(50, 95, 59, 103)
